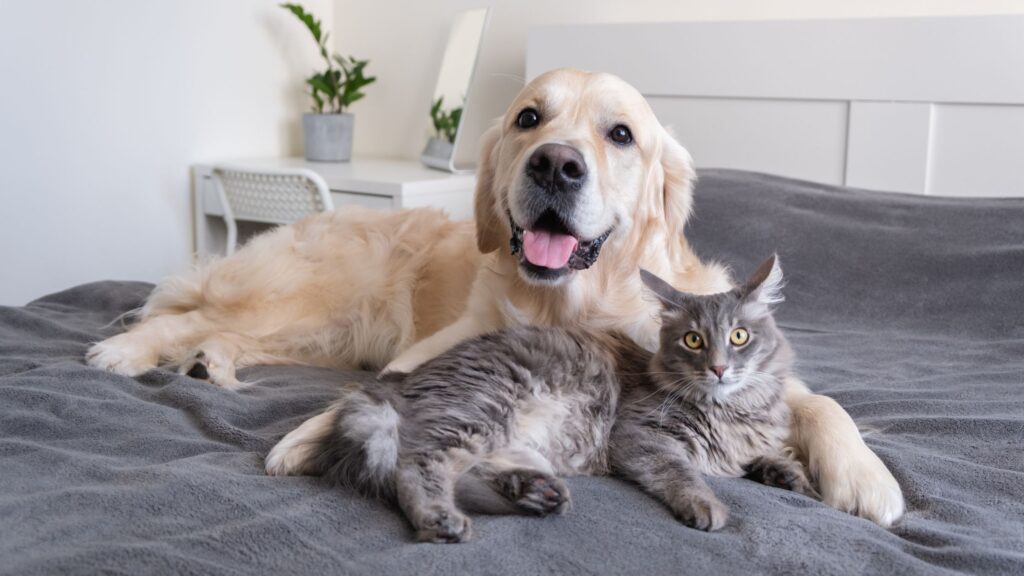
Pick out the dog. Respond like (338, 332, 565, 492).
(87, 68, 904, 526)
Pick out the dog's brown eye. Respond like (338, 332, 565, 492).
(609, 124, 633, 145)
(516, 108, 540, 129)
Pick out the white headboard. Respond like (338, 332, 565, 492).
(527, 15, 1024, 198)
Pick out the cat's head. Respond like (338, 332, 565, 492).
(640, 255, 789, 399)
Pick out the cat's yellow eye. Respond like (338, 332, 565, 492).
(682, 332, 704, 350)
(730, 328, 750, 347)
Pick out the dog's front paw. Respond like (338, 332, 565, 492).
(415, 508, 472, 544)
(789, 386, 905, 526)
(814, 443, 904, 527)
(669, 492, 729, 531)
(178, 349, 241, 389)
(86, 335, 157, 377)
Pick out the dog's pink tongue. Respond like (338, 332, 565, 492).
(523, 229, 578, 269)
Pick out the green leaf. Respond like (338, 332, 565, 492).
(280, 3, 322, 43)
(310, 88, 324, 113)
(281, 5, 377, 112)
(307, 73, 336, 99)
(430, 96, 444, 132)
(448, 107, 463, 142)
(338, 59, 375, 109)
(427, 96, 463, 142)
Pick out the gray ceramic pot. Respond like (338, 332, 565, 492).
(420, 136, 455, 171)
(303, 113, 353, 162)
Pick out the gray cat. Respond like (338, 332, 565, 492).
(301, 326, 635, 543)
(610, 255, 817, 531)
(283, 255, 814, 542)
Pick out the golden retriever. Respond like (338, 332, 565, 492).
(86, 69, 904, 526)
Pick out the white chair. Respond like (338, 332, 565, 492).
(211, 165, 335, 255)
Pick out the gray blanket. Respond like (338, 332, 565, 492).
(1, 170, 1022, 575)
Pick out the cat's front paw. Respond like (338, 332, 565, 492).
(414, 508, 472, 544)
(668, 492, 729, 531)
(746, 456, 820, 499)
(495, 469, 571, 516)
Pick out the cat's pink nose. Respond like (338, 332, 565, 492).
(710, 366, 726, 379)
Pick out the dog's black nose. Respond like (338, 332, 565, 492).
(527, 143, 587, 191)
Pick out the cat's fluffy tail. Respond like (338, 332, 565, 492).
(265, 390, 401, 500)
(324, 390, 402, 499)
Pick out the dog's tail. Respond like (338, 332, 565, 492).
(265, 389, 401, 500)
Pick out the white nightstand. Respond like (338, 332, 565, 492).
(192, 157, 476, 258)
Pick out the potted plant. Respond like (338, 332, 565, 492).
(423, 95, 463, 161)
(281, 3, 376, 162)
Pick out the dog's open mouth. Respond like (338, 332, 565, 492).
(509, 211, 612, 278)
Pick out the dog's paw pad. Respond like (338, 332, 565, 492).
(177, 348, 242, 389)
(186, 362, 210, 380)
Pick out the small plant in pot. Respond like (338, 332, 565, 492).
(423, 95, 463, 161)
(281, 3, 376, 162)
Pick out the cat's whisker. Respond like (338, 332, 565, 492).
(617, 371, 687, 376)
(630, 377, 688, 405)
(642, 378, 688, 419)
(649, 377, 703, 425)
(658, 380, 701, 424)
(658, 389, 685, 425)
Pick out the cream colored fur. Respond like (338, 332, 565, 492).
(265, 408, 339, 477)
(88, 69, 903, 526)
(87, 207, 479, 382)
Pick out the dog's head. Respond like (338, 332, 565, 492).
(474, 68, 695, 286)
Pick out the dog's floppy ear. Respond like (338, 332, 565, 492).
(474, 123, 504, 254)
(659, 128, 696, 240)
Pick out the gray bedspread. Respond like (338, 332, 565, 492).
(1, 170, 1022, 575)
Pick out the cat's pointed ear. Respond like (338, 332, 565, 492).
(640, 269, 681, 308)
(741, 255, 785, 312)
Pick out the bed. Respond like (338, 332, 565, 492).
(2, 169, 1022, 575)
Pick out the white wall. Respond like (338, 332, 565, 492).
(333, 0, 1024, 162)
(3, 1, 1022, 305)
(0, 0, 333, 305)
